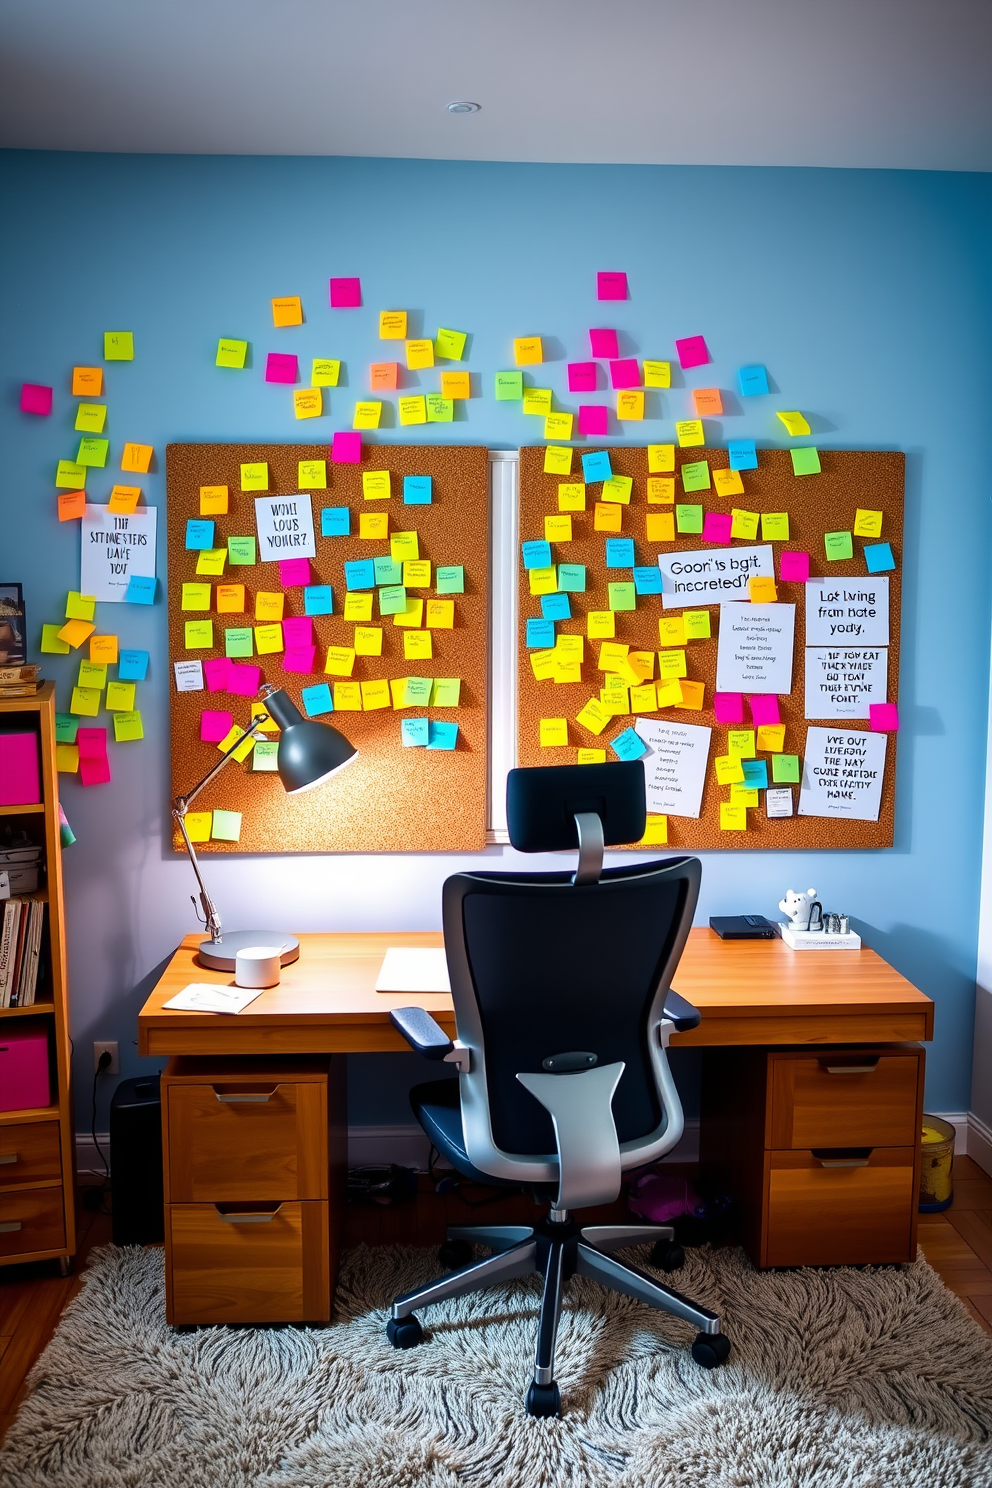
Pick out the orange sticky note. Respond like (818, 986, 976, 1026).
(713, 467, 744, 497)
(370, 362, 399, 391)
(426, 599, 455, 629)
(72, 366, 103, 396)
(272, 295, 303, 327)
(255, 591, 285, 621)
(57, 490, 86, 522)
(216, 584, 246, 613)
(514, 336, 543, 365)
(200, 485, 229, 514)
(646, 513, 675, 542)
(108, 484, 141, 513)
(594, 503, 623, 533)
(677, 679, 705, 710)
(120, 443, 152, 474)
(57, 618, 95, 649)
(693, 388, 723, 415)
(749, 576, 778, 603)
(89, 634, 118, 663)
(440, 371, 470, 399)
(616, 390, 644, 420)
(647, 477, 675, 504)
(360, 511, 389, 540)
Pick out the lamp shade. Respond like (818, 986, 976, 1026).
(261, 686, 358, 794)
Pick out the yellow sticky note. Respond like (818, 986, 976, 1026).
(728, 729, 756, 758)
(253, 623, 284, 654)
(594, 503, 623, 533)
(854, 509, 883, 538)
(676, 419, 705, 447)
(354, 626, 383, 657)
(657, 649, 687, 679)
(630, 683, 658, 713)
(66, 591, 96, 621)
(360, 511, 389, 539)
(104, 331, 133, 360)
(240, 462, 268, 491)
(587, 611, 615, 639)
(647, 477, 675, 504)
(218, 726, 255, 764)
(405, 339, 434, 370)
(107, 485, 141, 514)
(720, 803, 748, 831)
(575, 698, 610, 735)
(528, 566, 558, 596)
(105, 680, 135, 711)
(683, 610, 712, 640)
(293, 388, 322, 419)
(602, 476, 633, 505)
(379, 311, 407, 339)
(77, 660, 105, 690)
(390, 530, 419, 562)
(530, 649, 557, 681)
(360, 679, 392, 710)
(58, 619, 95, 649)
(353, 401, 383, 430)
(184, 811, 212, 843)
(713, 468, 744, 498)
(617, 390, 644, 420)
(715, 755, 746, 785)
(363, 470, 392, 501)
(598, 641, 629, 672)
(544, 412, 573, 441)
(426, 599, 454, 629)
(677, 679, 705, 710)
(577, 748, 607, 765)
(216, 585, 245, 613)
(56, 743, 79, 773)
(441, 371, 470, 399)
(545, 514, 572, 542)
(658, 616, 686, 647)
(545, 445, 572, 475)
(216, 339, 248, 369)
(113, 711, 143, 743)
(392, 597, 424, 628)
(749, 576, 778, 603)
(89, 634, 118, 663)
(514, 336, 542, 365)
(255, 591, 285, 621)
(311, 360, 340, 388)
(646, 513, 675, 543)
(56, 460, 87, 489)
(121, 443, 153, 473)
(69, 686, 101, 717)
(75, 402, 107, 433)
(728, 786, 758, 808)
(558, 483, 585, 511)
(403, 560, 431, 588)
(731, 508, 759, 540)
(344, 593, 374, 622)
(200, 485, 229, 515)
(72, 366, 103, 396)
(404, 630, 433, 660)
(600, 684, 626, 712)
(298, 460, 327, 489)
(324, 645, 356, 677)
(196, 549, 227, 577)
(184, 620, 214, 649)
(522, 387, 552, 416)
(181, 582, 211, 611)
(757, 724, 786, 752)
(435, 327, 467, 360)
(398, 396, 427, 426)
(540, 718, 568, 747)
(333, 682, 362, 711)
(648, 444, 675, 473)
(272, 296, 303, 327)
(777, 410, 811, 436)
(639, 814, 668, 844)
(761, 512, 790, 541)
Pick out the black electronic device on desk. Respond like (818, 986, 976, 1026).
(709, 914, 777, 940)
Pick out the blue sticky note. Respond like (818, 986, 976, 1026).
(605, 538, 635, 568)
(864, 542, 895, 574)
(185, 519, 214, 550)
(427, 721, 459, 750)
(557, 564, 586, 593)
(402, 717, 429, 747)
(582, 450, 613, 483)
(738, 364, 769, 397)
(404, 475, 432, 505)
(344, 559, 376, 590)
(304, 584, 334, 615)
(527, 618, 555, 648)
(728, 439, 758, 472)
(541, 593, 571, 621)
(633, 566, 663, 595)
(373, 556, 402, 586)
(522, 540, 553, 570)
(301, 683, 334, 717)
(610, 727, 647, 762)
(741, 759, 768, 789)
(125, 575, 156, 604)
(321, 507, 351, 537)
(118, 649, 149, 681)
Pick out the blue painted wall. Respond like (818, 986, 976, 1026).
(1, 152, 990, 1131)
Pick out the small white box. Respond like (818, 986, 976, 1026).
(779, 924, 862, 951)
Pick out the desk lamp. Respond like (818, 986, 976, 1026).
(172, 682, 357, 971)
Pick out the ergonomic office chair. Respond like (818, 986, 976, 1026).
(387, 761, 730, 1417)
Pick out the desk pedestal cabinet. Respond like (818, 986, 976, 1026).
(701, 1045, 925, 1268)
(161, 1057, 346, 1325)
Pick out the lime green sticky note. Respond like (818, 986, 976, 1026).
(70, 686, 101, 717)
(402, 677, 434, 706)
(683, 609, 711, 640)
(106, 680, 135, 711)
(211, 810, 242, 842)
(761, 512, 790, 540)
(41, 623, 70, 654)
(56, 460, 87, 489)
(676, 505, 703, 534)
(436, 565, 464, 594)
(227, 536, 257, 565)
(77, 660, 106, 689)
(435, 327, 468, 360)
(196, 549, 227, 577)
(495, 370, 523, 401)
(681, 460, 710, 492)
(184, 620, 214, 649)
(65, 591, 96, 621)
(225, 627, 254, 658)
(608, 583, 637, 612)
(378, 585, 408, 616)
(216, 338, 248, 368)
(240, 462, 268, 492)
(76, 437, 109, 467)
(824, 530, 853, 561)
(104, 331, 134, 361)
(431, 678, 462, 707)
(75, 403, 107, 433)
(311, 358, 341, 387)
(252, 739, 280, 771)
(426, 395, 454, 423)
(113, 710, 144, 742)
(772, 754, 800, 783)
(181, 583, 212, 611)
(792, 447, 821, 476)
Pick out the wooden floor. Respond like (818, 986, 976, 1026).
(2, 1156, 991, 1442)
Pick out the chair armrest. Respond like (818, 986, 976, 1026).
(389, 1006, 455, 1060)
(663, 990, 701, 1031)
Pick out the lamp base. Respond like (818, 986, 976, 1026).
(196, 931, 301, 972)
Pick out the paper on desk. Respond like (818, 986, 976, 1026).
(163, 984, 265, 1014)
(376, 948, 451, 994)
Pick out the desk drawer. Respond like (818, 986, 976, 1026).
(765, 1147, 915, 1268)
(166, 1078, 327, 1202)
(0, 1121, 62, 1189)
(768, 1052, 921, 1150)
(0, 1185, 65, 1258)
(166, 1200, 329, 1325)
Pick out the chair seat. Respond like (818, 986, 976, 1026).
(412, 1079, 520, 1188)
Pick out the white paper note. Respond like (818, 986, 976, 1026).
(716, 603, 795, 694)
(804, 648, 888, 719)
(173, 659, 204, 692)
(634, 717, 712, 819)
(798, 727, 887, 821)
(765, 787, 794, 819)
(254, 493, 316, 561)
(375, 947, 451, 994)
(163, 983, 264, 1013)
(805, 578, 889, 645)
(80, 504, 157, 602)
(657, 544, 775, 610)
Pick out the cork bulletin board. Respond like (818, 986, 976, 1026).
(167, 443, 489, 853)
(517, 447, 904, 850)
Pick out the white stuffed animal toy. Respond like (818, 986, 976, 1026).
(779, 888, 818, 929)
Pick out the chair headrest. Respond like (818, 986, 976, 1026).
(506, 762, 647, 853)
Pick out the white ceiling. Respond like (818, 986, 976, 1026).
(1, 0, 990, 171)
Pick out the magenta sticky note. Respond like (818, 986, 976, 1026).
(282, 615, 314, 648)
(675, 335, 709, 369)
(749, 695, 781, 726)
(265, 352, 298, 384)
(332, 431, 361, 464)
(329, 277, 361, 308)
(597, 272, 627, 301)
(20, 382, 53, 416)
(779, 550, 810, 583)
(0, 734, 40, 806)
(714, 692, 744, 724)
(200, 709, 233, 743)
(203, 657, 233, 693)
(282, 645, 317, 674)
(578, 405, 609, 437)
(702, 511, 732, 544)
(279, 558, 311, 588)
(589, 329, 619, 359)
(228, 664, 261, 697)
(76, 727, 108, 761)
(79, 754, 112, 787)
(609, 358, 640, 390)
(568, 362, 598, 393)
(869, 703, 899, 732)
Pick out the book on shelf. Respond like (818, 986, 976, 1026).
(0, 665, 40, 685)
(0, 896, 45, 1007)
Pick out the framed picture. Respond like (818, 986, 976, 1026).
(0, 583, 27, 668)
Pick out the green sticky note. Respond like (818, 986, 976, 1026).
(41, 624, 70, 655)
(378, 585, 408, 616)
(240, 462, 268, 492)
(608, 583, 637, 612)
(683, 609, 711, 640)
(211, 809, 242, 842)
(56, 460, 87, 488)
(55, 713, 79, 743)
(75, 403, 107, 433)
(435, 327, 467, 360)
(772, 754, 800, 784)
(824, 530, 853, 561)
(761, 512, 790, 540)
(106, 680, 135, 711)
(373, 557, 402, 586)
(76, 437, 109, 467)
(184, 620, 214, 649)
(495, 370, 523, 401)
(225, 627, 254, 658)
(113, 710, 144, 742)
(681, 460, 710, 492)
(558, 564, 586, 593)
(435, 566, 464, 595)
(252, 739, 280, 771)
(77, 660, 106, 689)
(65, 591, 96, 620)
(791, 447, 821, 476)
(676, 504, 703, 534)
(431, 678, 462, 707)
(216, 338, 248, 369)
(104, 331, 134, 361)
(402, 677, 434, 706)
(311, 359, 341, 387)
(425, 394, 454, 423)
(227, 536, 257, 566)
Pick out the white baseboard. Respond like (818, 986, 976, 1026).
(966, 1112, 992, 1177)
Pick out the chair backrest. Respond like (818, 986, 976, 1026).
(441, 855, 700, 1159)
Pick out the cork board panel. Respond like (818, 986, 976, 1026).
(517, 447, 903, 850)
(167, 444, 489, 853)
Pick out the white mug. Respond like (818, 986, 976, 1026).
(234, 946, 282, 989)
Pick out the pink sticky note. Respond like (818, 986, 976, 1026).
(779, 550, 810, 583)
(265, 352, 298, 384)
(228, 664, 261, 697)
(200, 709, 233, 743)
(282, 615, 314, 648)
(589, 329, 619, 359)
(279, 558, 311, 588)
(675, 335, 709, 369)
(79, 755, 112, 786)
(282, 645, 317, 674)
(20, 382, 53, 416)
(76, 727, 108, 761)
(332, 431, 361, 463)
(568, 362, 598, 393)
(597, 273, 627, 302)
(702, 511, 732, 544)
(329, 277, 361, 308)
(749, 695, 781, 726)
(0, 735, 40, 806)
(869, 703, 899, 732)
(609, 358, 640, 390)
(203, 657, 233, 693)
(714, 692, 744, 724)
(578, 405, 609, 437)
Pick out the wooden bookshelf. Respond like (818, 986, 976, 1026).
(0, 683, 75, 1273)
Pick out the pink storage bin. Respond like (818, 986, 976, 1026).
(0, 733, 41, 806)
(0, 1024, 51, 1111)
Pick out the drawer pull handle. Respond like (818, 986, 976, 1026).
(214, 1091, 276, 1104)
(217, 1208, 281, 1224)
(821, 1060, 879, 1074)
(0, 1153, 18, 1165)
(813, 1146, 872, 1168)
(0, 1220, 23, 1233)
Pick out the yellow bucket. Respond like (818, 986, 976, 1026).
(919, 1114, 954, 1212)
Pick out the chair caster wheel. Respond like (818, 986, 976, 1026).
(438, 1238, 473, 1269)
(691, 1331, 731, 1368)
(650, 1239, 685, 1272)
(387, 1316, 424, 1349)
(525, 1381, 561, 1418)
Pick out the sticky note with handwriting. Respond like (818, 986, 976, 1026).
(73, 367, 103, 395)
(441, 371, 470, 399)
(104, 331, 134, 360)
(648, 444, 675, 473)
(271, 296, 303, 327)
(435, 327, 467, 359)
(748, 576, 778, 602)
(494, 370, 523, 400)
(731, 508, 759, 540)
(720, 804, 747, 831)
(329, 277, 361, 308)
(675, 335, 709, 369)
(728, 439, 758, 471)
(568, 362, 597, 392)
(216, 338, 248, 368)
(119, 443, 151, 473)
(398, 396, 427, 426)
(676, 505, 703, 534)
(772, 754, 800, 783)
(240, 462, 268, 491)
(514, 337, 542, 365)
(405, 339, 434, 370)
(617, 390, 644, 420)
(693, 388, 723, 416)
(363, 469, 392, 500)
(761, 512, 790, 540)
(779, 550, 810, 582)
(312, 360, 341, 388)
(301, 683, 334, 717)
(75, 403, 106, 432)
(824, 530, 853, 561)
(738, 364, 768, 396)
(379, 311, 407, 339)
(200, 485, 229, 514)
(597, 272, 627, 301)
(426, 394, 453, 423)
(216, 585, 245, 614)
(643, 360, 671, 388)
(76, 437, 108, 467)
(293, 388, 322, 419)
(777, 410, 811, 436)
(353, 401, 382, 430)
(57, 490, 86, 521)
(265, 353, 298, 384)
(714, 692, 744, 723)
(854, 509, 883, 538)
(712, 467, 744, 498)
(676, 419, 704, 448)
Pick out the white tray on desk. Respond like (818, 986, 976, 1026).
(779, 924, 862, 950)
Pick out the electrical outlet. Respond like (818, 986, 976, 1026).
(93, 1040, 119, 1075)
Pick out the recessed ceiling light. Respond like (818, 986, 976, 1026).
(446, 101, 481, 114)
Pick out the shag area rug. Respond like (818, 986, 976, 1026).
(1, 1242, 990, 1488)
